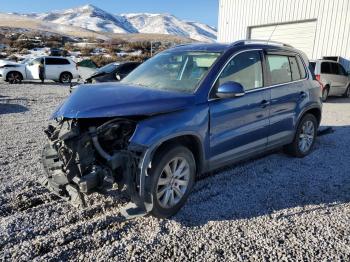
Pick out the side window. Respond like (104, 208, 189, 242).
(267, 55, 292, 85)
(45, 58, 70, 65)
(321, 62, 332, 74)
(217, 50, 263, 91)
(289, 56, 301, 81)
(338, 64, 347, 76)
(330, 63, 339, 75)
(296, 56, 307, 78)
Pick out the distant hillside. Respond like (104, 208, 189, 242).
(17, 4, 217, 42)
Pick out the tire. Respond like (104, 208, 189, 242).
(284, 114, 317, 158)
(59, 72, 72, 84)
(321, 86, 329, 102)
(6, 71, 23, 84)
(149, 145, 196, 218)
(343, 85, 350, 98)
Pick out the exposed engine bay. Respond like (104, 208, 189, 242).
(41, 118, 150, 217)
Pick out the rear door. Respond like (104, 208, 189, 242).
(45, 58, 70, 80)
(209, 49, 270, 168)
(266, 51, 308, 147)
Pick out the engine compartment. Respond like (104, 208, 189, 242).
(41, 117, 142, 208)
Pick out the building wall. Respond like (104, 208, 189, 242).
(218, 0, 350, 60)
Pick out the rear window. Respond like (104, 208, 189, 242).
(267, 55, 292, 85)
(46, 58, 70, 65)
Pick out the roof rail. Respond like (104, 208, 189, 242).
(231, 39, 294, 48)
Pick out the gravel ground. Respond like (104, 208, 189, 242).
(0, 82, 350, 261)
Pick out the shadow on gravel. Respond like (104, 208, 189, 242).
(0, 103, 28, 114)
(175, 126, 350, 226)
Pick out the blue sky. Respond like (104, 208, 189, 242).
(1, 0, 219, 27)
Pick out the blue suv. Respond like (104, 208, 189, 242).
(42, 40, 322, 218)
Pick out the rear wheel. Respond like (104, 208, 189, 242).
(322, 86, 329, 102)
(6, 71, 23, 84)
(284, 114, 317, 158)
(343, 85, 350, 98)
(59, 72, 72, 84)
(149, 145, 196, 218)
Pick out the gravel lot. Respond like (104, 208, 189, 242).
(1, 82, 350, 261)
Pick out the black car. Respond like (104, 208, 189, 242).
(85, 61, 141, 83)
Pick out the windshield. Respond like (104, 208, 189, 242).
(21, 58, 33, 64)
(121, 51, 221, 93)
(97, 63, 119, 74)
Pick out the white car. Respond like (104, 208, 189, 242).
(0, 56, 79, 84)
(310, 59, 350, 101)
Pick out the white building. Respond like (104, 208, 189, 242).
(218, 0, 350, 65)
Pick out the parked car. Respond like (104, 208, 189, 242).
(0, 56, 79, 84)
(41, 40, 322, 219)
(309, 59, 350, 101)
(85, 61, 141, 83)
(76, 59, 98, 81)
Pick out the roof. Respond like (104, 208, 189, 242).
(170, 43, 230, 52)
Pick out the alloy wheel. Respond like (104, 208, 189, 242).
(298, 120, 315, 153)
(156, 157, 190, 208)
(8, 72, 21, 84)
(61, 73, 71, 83)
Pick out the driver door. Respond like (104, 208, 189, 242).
(25, 58, 41, 80)
(208, 50, 270, 169)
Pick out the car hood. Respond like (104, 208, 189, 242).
(51, 83, 196, 119)
(0, 60, 22, 67)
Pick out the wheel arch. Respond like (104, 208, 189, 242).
(6, 70, 23, 81)
(297, 106, 322, 129)
(150, 134, 205, 176)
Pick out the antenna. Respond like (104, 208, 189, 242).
(267, 25, 278, 45)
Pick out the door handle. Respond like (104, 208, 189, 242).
(260, 100, 270, 108)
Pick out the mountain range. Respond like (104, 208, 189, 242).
(21, 4, 217, 42)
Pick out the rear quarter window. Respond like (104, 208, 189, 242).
(289, 57, 301, 81)
(296, 56, 307, 79)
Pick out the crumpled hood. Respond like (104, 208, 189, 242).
(51, 83, 196, 119)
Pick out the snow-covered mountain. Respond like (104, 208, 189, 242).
(24, 5, 137, 34)
(21, 5, 217, 42)
(122, 13, 217, 43)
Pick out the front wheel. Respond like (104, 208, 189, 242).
(284, 114, 317, 158)
(7, 71, 22, 84)
(149, 145, 196, 218)
(322, 86, 329, 102)
(59, 72, 72, 84)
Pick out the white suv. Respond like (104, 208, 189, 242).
(310, 59, 350, 101)
(0, 56, 79, 84)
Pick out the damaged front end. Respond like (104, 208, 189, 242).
(41, 118, 151, 218)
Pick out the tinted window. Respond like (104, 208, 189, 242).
(218, 50, 263, 91)
(289, 57, 301, 81)
(330, 63, 339, 74)
(46, 58, 70, 65)
(267, 55, 292, 85)
(321, 62, 332, 74)
(118, 63, 139, 74)
(338, 64, 347, 76)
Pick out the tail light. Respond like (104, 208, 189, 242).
(315, 74, 321, 81)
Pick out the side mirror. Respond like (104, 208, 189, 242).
(116, 73, 121, 81)
(216, 81, 245, 99)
